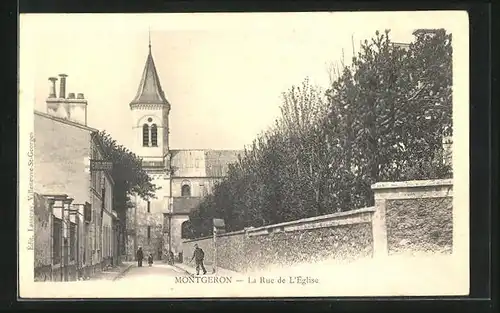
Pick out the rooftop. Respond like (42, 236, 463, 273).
(129, 44, 170, 107)
(34, 110, 97, 132)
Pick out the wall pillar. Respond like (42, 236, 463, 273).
(371, 179, 454, 257)
(371, 197, 388, 258)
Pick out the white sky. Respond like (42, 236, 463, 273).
(20, 12, 467, 150)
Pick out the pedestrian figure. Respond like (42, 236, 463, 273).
(148, 253, 154, 267)
(136, 247, 144, 267)
(168, 250, 175, 265)
(190, 244, 207, 275)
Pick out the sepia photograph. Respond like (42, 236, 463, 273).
(19, 11, 469, 298)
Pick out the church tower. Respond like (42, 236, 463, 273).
(129, 35, 171, 165)
(127, 34, 172, 261)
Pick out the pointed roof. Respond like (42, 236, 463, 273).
(130, 43, 170, 107)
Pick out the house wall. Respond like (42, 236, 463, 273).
(33, 193, 52, 281)
(34, 112, 117, 279)
(34, 112, 91, 204)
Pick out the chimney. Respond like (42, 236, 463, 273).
(59, 74, 68, 99)
(67, 92, 88, 126)
(46, 75, 67, 118)
(48, 77, 58, 98)
(46, 73, 88, 125)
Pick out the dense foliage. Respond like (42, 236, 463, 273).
(187, 29, 453, 238)
(96, 131, 159, 213)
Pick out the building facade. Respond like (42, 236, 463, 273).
(125, 42, 242, 261)
(34, 75, 120, 280)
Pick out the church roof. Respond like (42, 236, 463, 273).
(130, 44, 170, 107)
(204, 150, 241, 177)
(168, 149, 242, 178)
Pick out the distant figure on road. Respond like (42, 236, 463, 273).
(190, 244, 207, 275)
(148, 253, 154, 267)
(136, 247, 144, 267)
(168, 250, 175, 265)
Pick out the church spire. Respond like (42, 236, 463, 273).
(148, 27, 151, 52)
(129, 32, 170, 108)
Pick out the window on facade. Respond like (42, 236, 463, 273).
(120, 230, 126, 255)
(102, 187, 106, 210)
(107, 227, 110, 258)
(109, 227, 113, 256)
(102, 227, 106, 258)
(52, 217, 62, 265)
(200, 184, 207, 197)
(147, 226, 151, 244)
(106, 227, 109, 257)
(104, 227, 109, 256)
(83, 223, 88, 264)
(147, 201, 151, 213)
(91, 153, 97, 189)
(70, 222, 77, 262)
(181, 184, 191, 197)
(151, 124, 158, 147)
(142, 124, 149, 146)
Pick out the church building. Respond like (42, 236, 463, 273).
(125, 39, 242, 262)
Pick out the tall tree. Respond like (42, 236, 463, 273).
(95, 131, 160, 211)
(189, 28, 453, 235)
(280, 78, 330, 215)
(327, 29, 452, 205)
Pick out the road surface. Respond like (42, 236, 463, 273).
(116, 263, 188, 284)
(54, 263, 191, 298)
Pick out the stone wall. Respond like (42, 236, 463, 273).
(215, 232, 245, 271)
(134, 196, 164, 260)
(183, 207, 375, 273)
(183, 236, 214, 267)
(125, 206, 136, 261)
(136, 224, 164, 259)
(125, 233, 136, 261)
(182, 179, 454, 273)
(125, 196, 164, 261)
(244, 222, 373, 273)
(169, 215, 189, 258)
(371, 179, 453, 256)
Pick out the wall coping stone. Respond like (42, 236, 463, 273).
(245, 207, 375, 234)
(371, 179, 453, 190)
(183, 236, 213, 243)
(372, 179, 453, 200)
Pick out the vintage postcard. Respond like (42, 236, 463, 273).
(19, 11, 470, 298)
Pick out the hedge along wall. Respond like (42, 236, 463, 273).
(183, 179, 454, 273)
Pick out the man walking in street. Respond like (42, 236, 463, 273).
(190, 244, 207, 275)
(136, 247, 144, 267)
